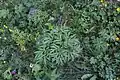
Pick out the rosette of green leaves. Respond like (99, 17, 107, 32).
(35, 26, 82, 68)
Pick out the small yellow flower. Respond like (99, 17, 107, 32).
(100, 0, 105, 3)
(9, 29, 13, 32)
(4, 25, 8, 28)
(116, 8, 120, 12)
(116, 37, 120, 41)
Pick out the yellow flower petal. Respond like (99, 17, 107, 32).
(116, 37, 120, 41)
(4, 25, 8, 28)
(116, 8, 120, 12)
(100, 0, 105, 3)
(9, 29, 13, 32)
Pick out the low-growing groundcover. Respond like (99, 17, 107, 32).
(0, 0, 120, 80)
